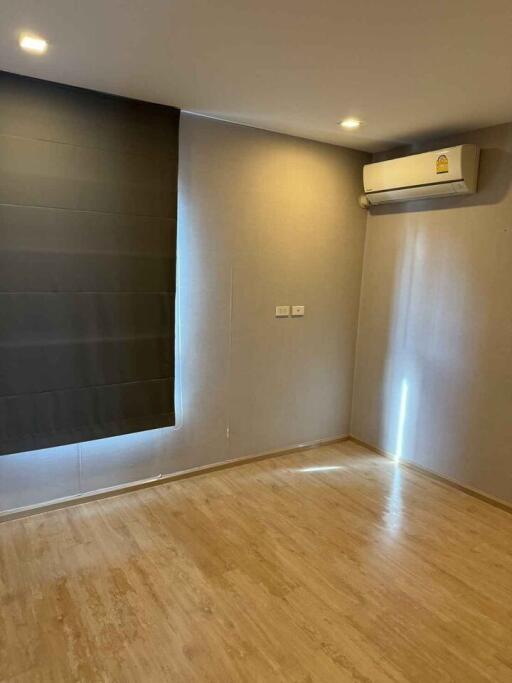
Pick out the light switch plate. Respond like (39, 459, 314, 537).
(275, 305, 290, 317)
(292, 305, 305, 317)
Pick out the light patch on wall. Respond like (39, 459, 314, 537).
(395, 378, 409, 462)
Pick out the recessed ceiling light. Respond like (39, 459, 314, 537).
(339, 118, 362, 130)
(19, 34, 48, 55)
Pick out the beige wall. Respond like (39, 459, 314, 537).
(0, 113, 368, 514)
(351, 123, 512, 503)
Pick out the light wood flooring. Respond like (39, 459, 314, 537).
(1, 440, 511, 682)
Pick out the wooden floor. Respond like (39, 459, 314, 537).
(1, 441, 511, 682)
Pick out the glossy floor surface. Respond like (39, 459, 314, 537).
(1, 441, 511, 682)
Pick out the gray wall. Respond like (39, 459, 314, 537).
(351, 122, 512, 503)
(0, 113, 368, 514)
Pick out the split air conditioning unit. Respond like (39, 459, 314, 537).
(361, 144, 480, 206)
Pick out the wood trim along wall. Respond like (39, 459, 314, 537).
(3, 433, 509, 522)
(349, 436, 512, 514)
(0, 435, 349, 523)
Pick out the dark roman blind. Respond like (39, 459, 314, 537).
(0, 71, 179, 456)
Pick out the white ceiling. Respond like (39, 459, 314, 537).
(2, 0, 512, 152)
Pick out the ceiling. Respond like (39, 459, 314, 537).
(2, 0, 512, 152)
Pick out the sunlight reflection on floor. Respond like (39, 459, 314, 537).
(295, 465, 346, 473)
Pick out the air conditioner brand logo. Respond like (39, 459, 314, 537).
(436, 154, 449, 174)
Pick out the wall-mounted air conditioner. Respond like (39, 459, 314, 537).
(361, 144, 480, 206)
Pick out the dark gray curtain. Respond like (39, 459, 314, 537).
(0, 71, 178, 455)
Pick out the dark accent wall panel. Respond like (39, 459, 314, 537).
(0, 71, 179, 455)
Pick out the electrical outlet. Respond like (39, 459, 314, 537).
(291, 305, 305, 317)
(275, 305, 290, 317)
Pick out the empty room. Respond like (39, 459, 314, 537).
(0, 1, 511, 681)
